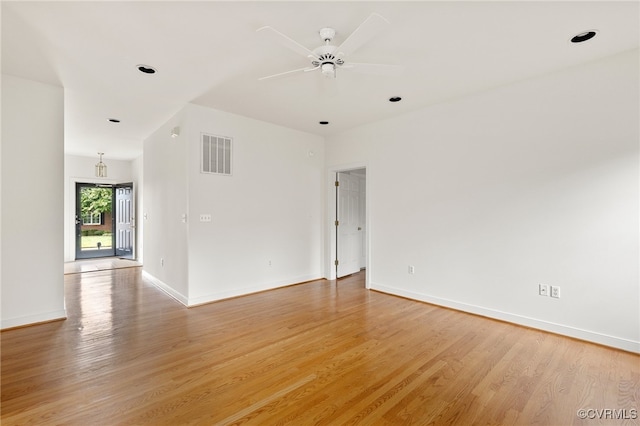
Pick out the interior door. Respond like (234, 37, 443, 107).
(358, 175, 366, 269)
(336, 172, 362, 278)
(115, 183, 135, 259)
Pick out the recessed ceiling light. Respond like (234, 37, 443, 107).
(137, 64, 157, 74)
(319, 121, 329, 125)
(571, 30, 597, 43)
(108, 118, 121, 123)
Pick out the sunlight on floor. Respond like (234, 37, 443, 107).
(64, 258, 142, 275)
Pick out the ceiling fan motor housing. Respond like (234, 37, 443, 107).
(311, 45, 344, 68)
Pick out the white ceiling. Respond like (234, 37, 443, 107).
(2, 1, 638, 160)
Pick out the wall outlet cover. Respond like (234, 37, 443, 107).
(539, 284, 549, 296)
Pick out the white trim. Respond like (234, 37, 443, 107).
(187, 274, 323, 307)
(144, 270, 324, 308)
(142, 271, 188, 306)
(371, 282, 640, 354)
(1, 309, 67, 330)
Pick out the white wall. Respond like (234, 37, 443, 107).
(185, 104, 325, 304)
(143, 105, 325, 305)
(63, 154, 138, 261)
(1, 75, 66, 328)
(142, 110, 189, 302)
(325, 49, 640, 352)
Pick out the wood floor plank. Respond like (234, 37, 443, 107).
(1, 268, 638, 425)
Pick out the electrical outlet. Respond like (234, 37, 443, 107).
(199, 214, 212, 222)
(539, 284, 549, 296)
(408, 265, 415, 274)
(550, 286, 561, 298)
(161, 258, 164, 267)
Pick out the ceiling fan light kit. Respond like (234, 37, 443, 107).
(257, 13, 402, 81)
(321, 63, 335, 78)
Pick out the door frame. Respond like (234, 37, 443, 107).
(326, 163, 370, 288)
(69, 177, 136, 261)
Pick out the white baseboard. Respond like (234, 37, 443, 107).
(142, 271, 323, 308)
(142, 271, 188, 306)
(1, 309, 67, 330)
(187, 274, 323, 307)
(371, 282, 640, 354)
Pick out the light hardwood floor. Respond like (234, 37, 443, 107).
(1, 268, 638, 425)
(64, 257, 142, 274)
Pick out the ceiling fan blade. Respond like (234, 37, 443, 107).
(257, 26, 320, 61)
(342, 62, 404, 76)
(334, 13, 390, 58)
(258, 66, 318, 81)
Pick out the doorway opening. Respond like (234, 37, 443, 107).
(75, 182, 135, 260)
(334, 168, 367, 280)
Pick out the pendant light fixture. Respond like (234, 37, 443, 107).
(95, 152, 107, 177)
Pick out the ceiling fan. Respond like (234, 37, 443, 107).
(257, 13, 402, 81)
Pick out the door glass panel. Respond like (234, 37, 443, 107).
(76, 184, 115, 259)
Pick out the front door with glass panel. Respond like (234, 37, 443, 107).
(75, 183, 115, 259)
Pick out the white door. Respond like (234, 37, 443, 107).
(358, 175, 366, 269)
(115, 183, 135, 259)
(337, 172, 362, 278)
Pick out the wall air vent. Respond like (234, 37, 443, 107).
(201, 133, 232, 176)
